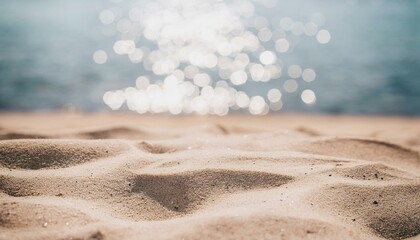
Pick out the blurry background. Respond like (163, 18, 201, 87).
(0, 0, 419, 115)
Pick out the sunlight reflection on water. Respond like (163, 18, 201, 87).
(99, 0, 329, 115)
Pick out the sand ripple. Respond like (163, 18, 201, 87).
(0, 139, 129, 169)
(132, 170, 292, 215)
(0, 116, 419, 239)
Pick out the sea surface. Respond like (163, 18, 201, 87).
(0, 0, 419, 115)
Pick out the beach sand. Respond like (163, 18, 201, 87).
(0, 113, 419, 240)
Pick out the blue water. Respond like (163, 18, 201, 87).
(0, 0, 419, 115)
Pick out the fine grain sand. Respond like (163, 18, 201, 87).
(0, 113, 419, 240)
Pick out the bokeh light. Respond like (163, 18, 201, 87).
(100, 0, 331, 115)
(284, 79, 298, 93)
(288, 65, 303, 79)
(93, 50, 108, 64)
(316, 29, 331, 44)
(99, 9, 115, 25)
(301, 89, 317, 104)
(302, 68, 316, 82)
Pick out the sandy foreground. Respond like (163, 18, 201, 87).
(0, 113, 419, 240)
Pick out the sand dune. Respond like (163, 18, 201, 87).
(313, 184, 420, 239)
(294, 138, 420, 171)
(0, 201, 93, 229)
(171, 215, 363, 240)
(132, 169, 292, 218)
(0, 113, 419, 240)
(0, 139, 129, 169)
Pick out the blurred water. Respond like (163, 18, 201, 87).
(0, 0, 419, 115)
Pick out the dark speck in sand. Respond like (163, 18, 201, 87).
(88, 231, 104, 240)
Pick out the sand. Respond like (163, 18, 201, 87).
(0, 113, 419, 240)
